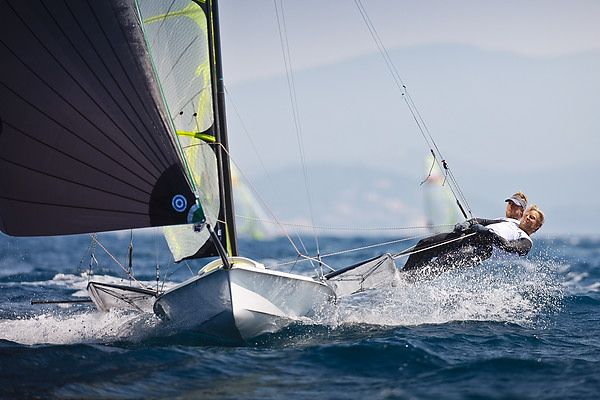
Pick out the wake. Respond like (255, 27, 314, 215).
(323, 257, 564, 329)
(0, 258, 564, 346)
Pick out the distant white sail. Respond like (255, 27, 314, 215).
(423, 154, 461, 231)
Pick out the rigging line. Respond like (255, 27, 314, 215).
(297, 254, 335, 273)
(294, 233, 321, 276)
(265, 235, 427, 270)
(236, 214, 454, 232)
(403, 90, 470, 218)
(215, 127, 304, 258)
(159, 255, 172, 293)
(353, 0, 473, 218)
(445, 167, 473, 216)
(88, 234, 146, 289)
(355, 0, 434, 155)
(183, 259, 196, 277)
(411, 102, 473, 219)
(353, 3, 438, 165)
(355, 0, 439, 161)
(354, 0, 405, 92)
(78, 232, 97, 277)
(154, 227, 160, 292)
(406, 84, 475, 218)
(269, 251, 336, 273)
(159, 253, 193, 290)
(222, 85, 274, 187)
(126, 229, 134, 279)
(319, 235, 429, 258)
(420, 149, 437, 185)
(273, 0, 322, 263)
(419, 144, 472, 219)
(354, 1, 433, 151)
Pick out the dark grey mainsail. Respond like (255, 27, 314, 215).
(0, 1, 205, 236)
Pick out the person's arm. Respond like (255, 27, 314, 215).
(470, 224, 532, 256)
(474, 218, 503, 227)
(454, 218, 503, 232)
(489, 234, 532, 256)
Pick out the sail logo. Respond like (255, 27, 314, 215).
(172, 195, 187, 212)
(193, 223, 205, 232)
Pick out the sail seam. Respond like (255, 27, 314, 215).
(40, 2, 176, 174)
(0, 122, 154, 195)
(0, 4, 174, 184)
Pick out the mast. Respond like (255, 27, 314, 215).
(208, 0, 238, 256)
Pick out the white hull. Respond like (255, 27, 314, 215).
(88, 257, 336, 341)
(153, 257, 336, 340)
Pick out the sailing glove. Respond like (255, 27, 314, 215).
(454, 221, 471, 232)
(472, 224, 490, 234)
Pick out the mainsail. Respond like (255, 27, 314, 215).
(0, 0, 204, 236)
(0, 0, 232, 261)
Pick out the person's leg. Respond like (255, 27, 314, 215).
(402, 231, 464, 270)
(426, 239, 493, 275)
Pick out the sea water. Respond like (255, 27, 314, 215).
(0, 232, 598, 399)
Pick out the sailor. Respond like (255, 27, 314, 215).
(401, 205, 545, 282)
(402, 192, 528, 271)
(479, 204, 544, 259)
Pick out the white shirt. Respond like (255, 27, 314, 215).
(486, 218, 532, 261)
(488, 218, 521, 241)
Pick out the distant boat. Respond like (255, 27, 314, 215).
(422, 154, 462, 232)
(231, 166, 279, 241)
(0, 0, 394, 341)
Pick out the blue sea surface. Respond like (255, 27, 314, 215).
(0, 232, 599, 399)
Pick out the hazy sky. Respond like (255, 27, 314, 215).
(217, 1, 600, 235)
(220, 0, 600, 83)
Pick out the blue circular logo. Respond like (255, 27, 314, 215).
(171, 195, 187, 212)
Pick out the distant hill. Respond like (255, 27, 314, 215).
(226, 44, 600, 235)
(235, 163, 458, 238)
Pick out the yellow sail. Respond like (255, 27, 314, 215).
(140, 0, 221, 261)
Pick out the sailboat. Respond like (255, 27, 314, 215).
(422, 153, 462, 232)
(0, 0, 334, 341)
(0, 0, 399, 341)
